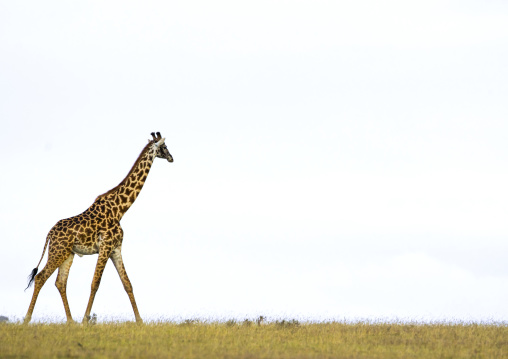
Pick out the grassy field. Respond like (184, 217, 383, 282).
(1, 319, 507, 358)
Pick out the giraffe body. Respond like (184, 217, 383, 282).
(24, 132, 173, 324)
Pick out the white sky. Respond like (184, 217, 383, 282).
(1, 0, 508, 322)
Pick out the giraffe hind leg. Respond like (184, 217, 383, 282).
(55, 253, 75, 323)
(24, 250, 70, 324)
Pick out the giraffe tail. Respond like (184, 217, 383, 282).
(25, 233, 51, 291)
(25, 268, 38, 291)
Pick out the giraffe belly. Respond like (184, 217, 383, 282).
(72, 244, 99, 257)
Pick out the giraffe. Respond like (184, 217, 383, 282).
(24, 132, 173, 324)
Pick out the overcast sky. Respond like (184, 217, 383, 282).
(1, 1, 508, 323)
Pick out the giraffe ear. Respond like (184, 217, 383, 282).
(156, 138, 165, 146)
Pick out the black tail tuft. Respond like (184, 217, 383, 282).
(25, 268, 38, 291)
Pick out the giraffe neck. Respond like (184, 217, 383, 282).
(96, 142, 157, 221)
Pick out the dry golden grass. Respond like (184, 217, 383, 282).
(1, 319, 507, 358)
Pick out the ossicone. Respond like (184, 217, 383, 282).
(151, 132, 163, 141)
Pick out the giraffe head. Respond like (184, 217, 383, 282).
(151, 132, 173, 162)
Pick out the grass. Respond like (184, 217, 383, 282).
(1, 318, 507, 358)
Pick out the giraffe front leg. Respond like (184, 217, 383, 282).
(55, 253, 75, 323)
(110, 247, 143, 323)
(83, 247, 112, 324)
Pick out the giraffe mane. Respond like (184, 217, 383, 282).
(95, 140, 155, 200)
